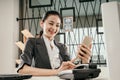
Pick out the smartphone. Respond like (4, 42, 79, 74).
(73, 36, 92, 65)
(82, 36, 92, 47)
(81, 36, 92, 55)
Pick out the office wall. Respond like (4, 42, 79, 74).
(102, 1, 120, 80)
(0, 0, 19, 73)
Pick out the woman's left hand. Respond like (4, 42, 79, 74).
(77, 44, 92, 64)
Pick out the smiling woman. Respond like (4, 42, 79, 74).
(40, 15, 61, 40)
(17, 10, 92, 76)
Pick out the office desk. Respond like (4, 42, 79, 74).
(29, 67, 109, 80)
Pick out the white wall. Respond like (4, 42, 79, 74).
(102, 1, 120, 80)
(0, 0, 19, 73)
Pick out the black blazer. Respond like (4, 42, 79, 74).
(18, 36, 70, 71)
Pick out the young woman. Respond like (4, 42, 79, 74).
(17, 11, 92, 76)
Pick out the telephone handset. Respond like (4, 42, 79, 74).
(58, 63, 101, 79)
(74, 63, 97, 69)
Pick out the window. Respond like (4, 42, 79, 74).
(60, 27, 106, 65)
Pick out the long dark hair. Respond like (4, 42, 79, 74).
(42, 10, 62, 22)
(39, 10, 62, 36)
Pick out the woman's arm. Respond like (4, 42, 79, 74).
(18, 61, 76, 76)
(18, 65, 59, 76)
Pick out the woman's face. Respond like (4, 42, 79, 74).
(40, 15, 61, 40)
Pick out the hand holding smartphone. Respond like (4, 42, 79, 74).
(73, 36, 92, 64)
(80, 36, 92, 63)
(81, 36, 92, 54)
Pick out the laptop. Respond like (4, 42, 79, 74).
(0, 74, 32, 80)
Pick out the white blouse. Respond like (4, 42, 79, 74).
(43, 35, 61, 69)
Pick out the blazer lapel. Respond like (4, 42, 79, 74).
(36, 36, 51, 68)
(54, 40, 70, 61)
(54, 41, 64, 62)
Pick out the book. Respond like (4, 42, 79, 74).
(21, 29, 34, 38)
(15, 41, 25, 51)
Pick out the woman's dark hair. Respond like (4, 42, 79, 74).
(39, 30, 43, 37)
(40, 10, 62, 36)
(42, 10, 62, 22)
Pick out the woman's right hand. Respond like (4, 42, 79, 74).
(57, 61, 76, 72)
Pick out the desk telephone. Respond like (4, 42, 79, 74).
(58, 63, 101, 80)
(58, 37, 101, 79)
